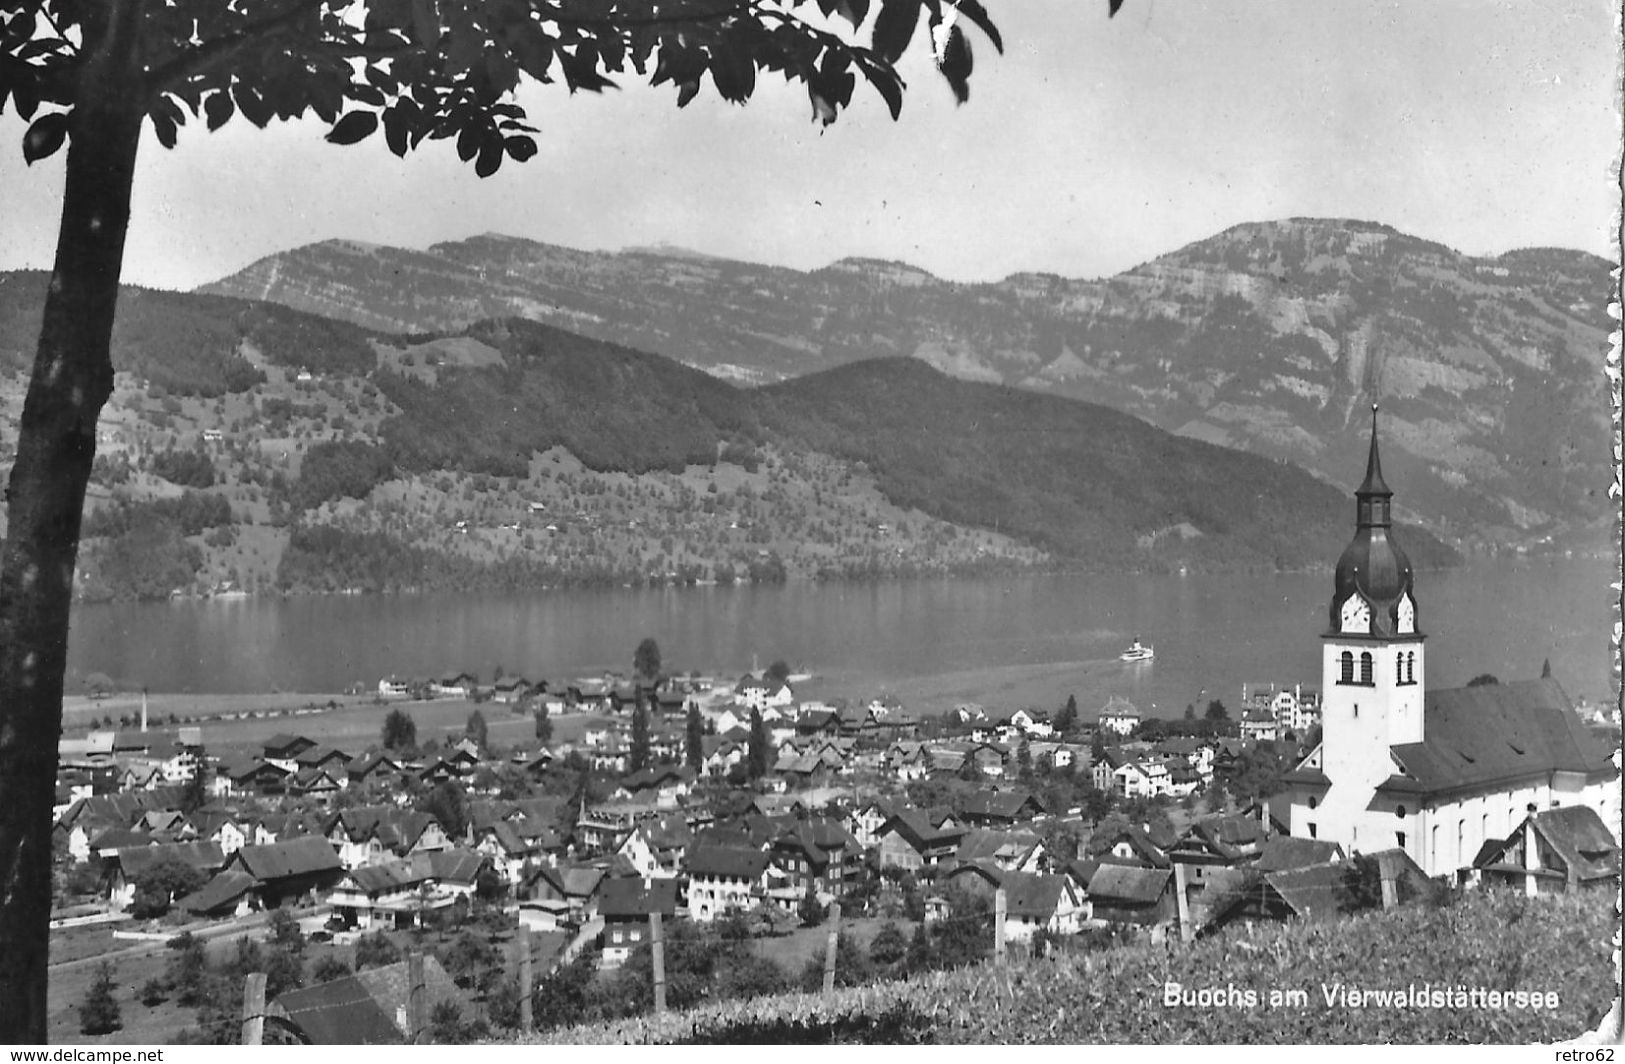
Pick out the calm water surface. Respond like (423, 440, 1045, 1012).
(65, 557, 1620, 716)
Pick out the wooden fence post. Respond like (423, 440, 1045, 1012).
(993, 888, 1007, 970)
(518, 922, 534, 1034)
(650, 911, 667, 1014)
(1173, 861, 1194, 943)
(822, 901, 842, 994)
(240, 972, 266, 1046)
(1379, 861, 1398, 910)
(407, 951, 426, 1045)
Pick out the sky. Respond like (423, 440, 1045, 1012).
(1, 0, 1619, 291)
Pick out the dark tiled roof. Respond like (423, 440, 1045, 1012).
(1262, 862, 1356, 920)
(686, 845, 771, 880)
(117, 841, 226, 878)
(178, 870, 258, 914)
(232, 835, 342, 880)
(1254, 836, 1345, 873)
(598, 876, 679, 919)
(1486, 805, 1621, 883)
(1086, 863, 1172, 905)
(271, 955, 462, 1045)
(1387, 680, 1615, 795)
(1001, 871, 1068, 920)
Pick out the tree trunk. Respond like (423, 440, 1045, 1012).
(0, 92, 144, 1042)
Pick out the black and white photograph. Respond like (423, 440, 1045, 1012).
(0, 0, 1619, 1047)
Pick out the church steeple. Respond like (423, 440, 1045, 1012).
(1329, 404, 1416, 637)
(1355, 404, 1392, 529)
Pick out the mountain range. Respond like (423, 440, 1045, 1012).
(0, 267, 1458, 600)
(200, 218, 1618, 553)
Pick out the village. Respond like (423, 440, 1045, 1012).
(48, 651, 1619, 1043)
(43, 417, 1623, 1045)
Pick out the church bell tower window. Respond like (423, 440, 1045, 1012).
(1359, 652, 1373, 686)
(1339, 651, 1354, 685)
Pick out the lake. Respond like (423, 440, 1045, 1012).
(64, 556, 1619, 718)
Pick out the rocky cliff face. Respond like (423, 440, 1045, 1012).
(200, 219, 1617, 551)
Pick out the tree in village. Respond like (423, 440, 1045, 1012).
(629, 696, 651, 773)
(747, 707, 770, 780)
(1204, 699, 1230, 722)
(0, 0, 1132, 1039)
(382, 707, 418, 752)
(418, 778, 470, 839)
(533, 702, 552, 744)
(1053, 693, 1078, 735)
(79, 960, 122, 1036)
(180, 747, 209, 813)
(684, 702, 704, 771)
(465, 708, 489, 752)
(633, 636, 662, 683)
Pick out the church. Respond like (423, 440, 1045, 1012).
(1280, 408, 1619, 880)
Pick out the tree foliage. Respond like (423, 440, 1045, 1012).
(78, 960, 122, 1036)
(465, 708, 489, 752)
(629, 698, 651, 773)
(633, 636, 662, 682)
(0, 0, 1012, 1043)
(747, 707, 769, 780)
(684, 703, 704, 770)
(382, 707, 418, 752)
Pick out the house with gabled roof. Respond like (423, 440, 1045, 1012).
(268, 955, 465, 1045)
(1001, 870, 1088, 940)
(1086, 863, 1175, 925)
(685, 845, 773, 921)
(768, 817, 864, 902)
(1473, 804, 1620, 895)
(876, 809, 966, 872)
(953, 828, 1046, 874)
(615, 814, 693, 880)
(957, 787, 1045, 828)
(326, 848, 487, 929)
(598, 877, 680, 967)
(224, 835, 344, 908)
(1170, 814, 1270, 873)
(1097, 697, 1142, 737)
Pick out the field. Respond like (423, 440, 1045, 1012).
(530, 887, 1620, 1045)
(63, 690, 613, 759)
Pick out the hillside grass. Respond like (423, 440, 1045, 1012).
(521, 887, 1617, 1044)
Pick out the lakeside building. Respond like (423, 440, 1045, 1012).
(1280, 409, 1618, 879)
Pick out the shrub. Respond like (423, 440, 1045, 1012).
(79, 961, 122, 1036)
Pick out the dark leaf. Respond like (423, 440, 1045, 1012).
(675, 78, 700, 108)
(709, 45, 755, 103)
(949, 0, 1002, 52)
(21, 110, 65, 164)
(235, 84, 273, 128)
(204, 91, 234, 131)
(150, 111, 177, 149)
(1108, 0, 1125, 14)
(835, 0, 871, 29)
(383, 106, 410, 156)
(456, 123, 479, 161)
(872, 0, 922, 65)
(937, 23, 972, 103)
(326, 110, 379, 144)
(12, 79, 38, 120)
(503, 134, 537, 162)
(860, 61, 903, 119)
(474, 137, 503, 178)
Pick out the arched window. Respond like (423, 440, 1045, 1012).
(1359, 651, 1373, 685)
(1339, 651, 1354, 684)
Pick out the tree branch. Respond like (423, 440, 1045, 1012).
(36, 2, 81, 56)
